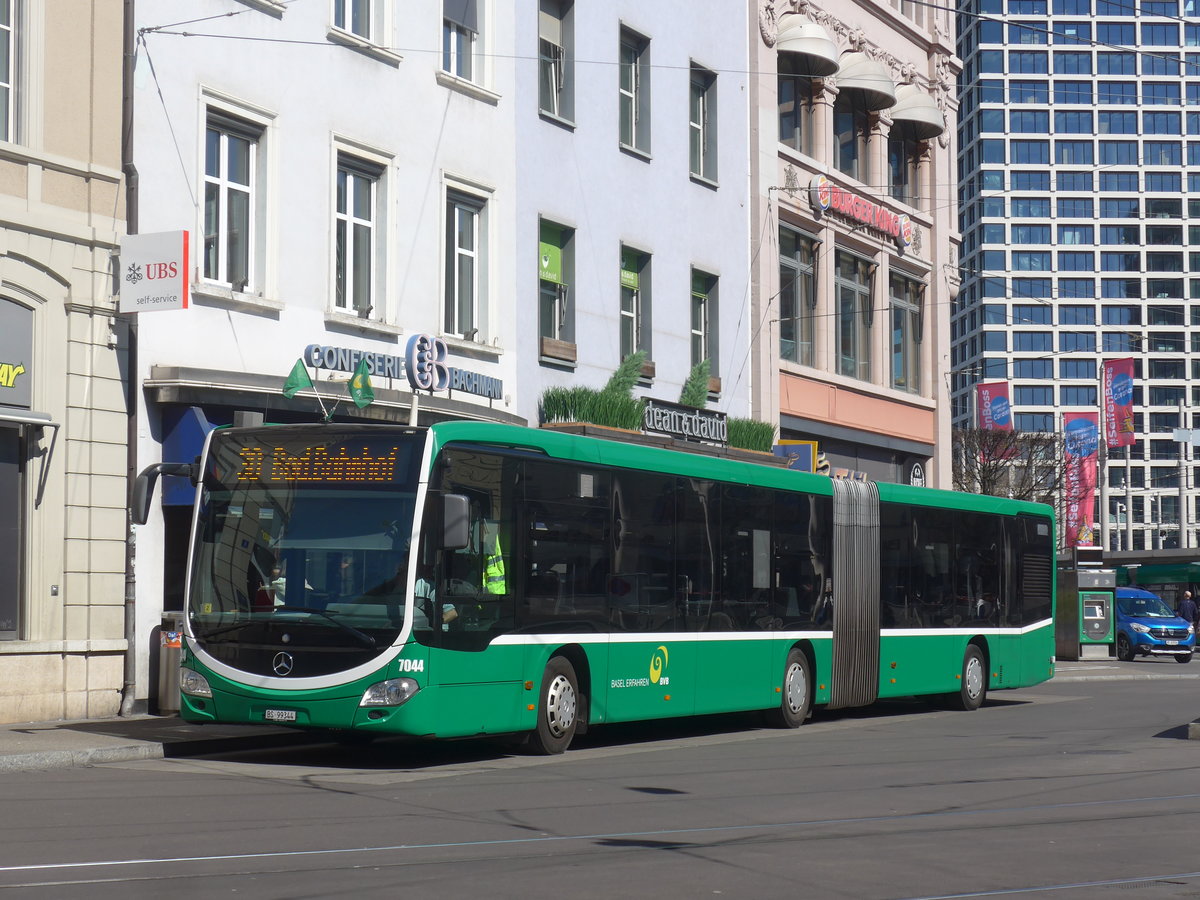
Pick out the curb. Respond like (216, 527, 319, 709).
(0, 743, 165, 772)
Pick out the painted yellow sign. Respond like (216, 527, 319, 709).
(0, 362, 24, 388)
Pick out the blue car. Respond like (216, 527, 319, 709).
(1115, 587, 1195, 663)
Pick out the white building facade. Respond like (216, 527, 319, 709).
(127, 2, 753, 711)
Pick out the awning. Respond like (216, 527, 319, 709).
(776, 14, 839, 78)
(0, 409, 60, 507)
(0, 409, 55, 428)
(1117, 563, 1200, 587)
(836, 52, 896, 110)
(889, 84, 945, 140)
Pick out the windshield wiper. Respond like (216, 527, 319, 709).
(274, 605, 378, 649)
(197, 620, 254, 641)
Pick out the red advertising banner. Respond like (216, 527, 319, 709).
(1103, 357, 1135, 448)
(1063, 411, 1099, 547)
(976, 381, 1013, 431)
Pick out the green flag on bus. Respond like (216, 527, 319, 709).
(349, 358, 374, 408)
(282, 359, 313, 398)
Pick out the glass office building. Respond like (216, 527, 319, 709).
(953, 0, 1200, 551)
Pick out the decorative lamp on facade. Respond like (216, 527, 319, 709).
(835, 52, 897, 110)
(889, 84, 946, 140)
(775, 14, 840, 77)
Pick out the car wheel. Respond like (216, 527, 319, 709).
(1177, 653, 1193, 664)
(1116, 633, 1135, 662)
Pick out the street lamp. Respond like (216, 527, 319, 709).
(1114, 502, 1126, 552)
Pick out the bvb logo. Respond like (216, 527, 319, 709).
(649, 645, 669, 685)
(126, 262, 143, 285)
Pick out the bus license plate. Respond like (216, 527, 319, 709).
(264, 709, 297, 722)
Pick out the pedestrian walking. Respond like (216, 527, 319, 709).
(1179, 590, 1197, 628)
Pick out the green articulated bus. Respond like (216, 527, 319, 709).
(145, 420, 1056, 754)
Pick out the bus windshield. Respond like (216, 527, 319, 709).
(187, 426, 425, 679)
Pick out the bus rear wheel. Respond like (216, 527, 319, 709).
(528, 656, 579, 755)
(944, 644, 987, 711)
(766, 649, 811, 728)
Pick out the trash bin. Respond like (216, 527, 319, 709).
(158, 611, 185, 714)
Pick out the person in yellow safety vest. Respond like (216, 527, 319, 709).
(483, 531, 506, 594)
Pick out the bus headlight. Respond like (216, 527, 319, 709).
(360, 678, 419, 707)
(180, 668, 212, 698)
(1130, 623, 1150, 634)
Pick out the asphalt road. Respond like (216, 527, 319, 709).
(2, 673, 1200, 899)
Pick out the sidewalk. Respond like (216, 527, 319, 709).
(0, 661, 1193, 773)
(0, 714, 324, 773)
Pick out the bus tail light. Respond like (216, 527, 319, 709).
(360, 678, 419, 707)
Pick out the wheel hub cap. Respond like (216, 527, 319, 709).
(785, 662, 807, 714)
(546, 674, 577, 737)
(965, 657, 984, 699)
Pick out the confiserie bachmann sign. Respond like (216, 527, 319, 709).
(642, 398, 727, 444)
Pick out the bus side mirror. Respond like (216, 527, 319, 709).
(443, 493, 470, 549)
(132, 462, 197, 526)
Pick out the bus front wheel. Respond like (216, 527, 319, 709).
(529, 656, 579, 755)
(766, 649, 811, 728)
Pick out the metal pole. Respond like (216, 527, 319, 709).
(1180, 398, 1189, 550)
(1099, 368, 1109, 551)
(1125, 446, 1134, 552)
(120, 0, 140, 718)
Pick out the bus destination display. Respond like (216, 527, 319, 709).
(236, 445, 401, 483)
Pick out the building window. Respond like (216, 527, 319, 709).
(619, 28, 651, 154)
(691, 269, 717, 371)
(333, 0, 371, 40)
(445, 188, 487, 338)
(689, 63, 717, 181)
(443, 0, 479, 82)
(890, 273, 922, 394)
(334, 154, 382, 315)
(836, 251, 872, 381)
(203, 113, 260, 292)
(538, 0, 572, 120)
(0, 2, 12, 142)
(780, 226, 816, 366)
(538, 218, 573, 346)
(779, 75, 814, 153)
(888, 127, 921, 206)
(619, 246, 650, 361)
(833, 90, 870, 181)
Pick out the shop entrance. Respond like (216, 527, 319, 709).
(0, 425, 21, 638)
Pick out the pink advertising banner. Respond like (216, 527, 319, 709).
(976, 381, 1013, 431)
(1063, 411, 1099, 547)
(1103, 357, 1135, 448)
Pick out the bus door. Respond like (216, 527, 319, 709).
(423, 450, 524, 736)
(691, 483, 773, 715)
(606, 472, 696, 721)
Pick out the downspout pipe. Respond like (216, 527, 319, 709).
(119, 0, 140, 717)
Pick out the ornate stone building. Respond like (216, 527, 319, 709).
(749, 0, 961, 486)
(0, 1, 127, 721)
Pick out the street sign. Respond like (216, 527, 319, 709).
(1172, 429, 1200, 444)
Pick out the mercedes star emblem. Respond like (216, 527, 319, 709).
(272, 651, 294, 676)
